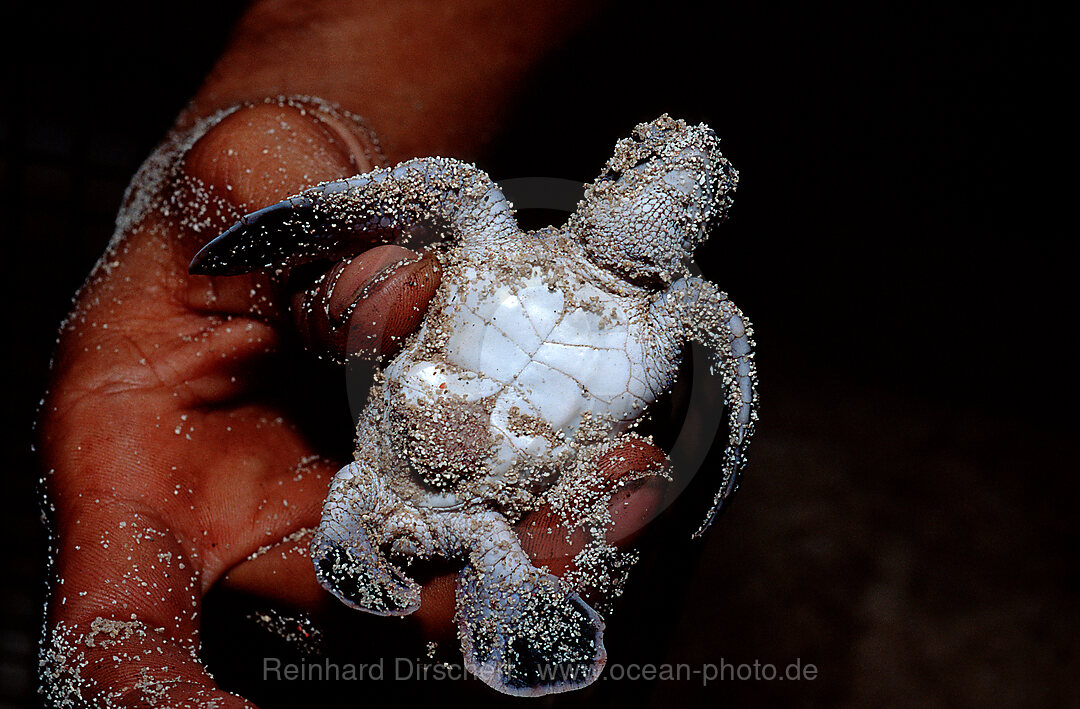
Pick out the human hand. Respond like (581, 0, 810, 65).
(37, 2, 671, 706)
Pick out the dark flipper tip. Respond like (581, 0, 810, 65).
(457, 566, 607, 696)
(692, 441, 745, 539)
(188, 195, 321, 276)
(313, 540, 421, 617)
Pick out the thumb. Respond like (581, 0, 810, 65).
(179, 97, 443, 362)
(178, 96, 386, 318)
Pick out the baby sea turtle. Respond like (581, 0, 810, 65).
(190, 115, 758, 695)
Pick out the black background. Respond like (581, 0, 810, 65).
(2, 1, 1074, 707)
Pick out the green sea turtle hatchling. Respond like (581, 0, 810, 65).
(190, 114, 758, 695)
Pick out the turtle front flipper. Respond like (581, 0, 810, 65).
(650, 276, 758, 536)
(453, 511, 606, 696)
(189, 157, 516, 276)
(313, 461, 422, 616)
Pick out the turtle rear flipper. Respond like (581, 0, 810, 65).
(312, 461, 422, 615)
(454, 517, 606, 696)
(312, 529, 421, 616)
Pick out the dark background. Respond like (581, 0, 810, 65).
(2, 1, 1074, 707)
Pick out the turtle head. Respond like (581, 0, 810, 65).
(571, 115, 738, 286)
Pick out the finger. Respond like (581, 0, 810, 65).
(179, 97, 385, 317)
(218, 531, 327, 610)
(178, 98, 383, 252)
(292, 246, 442, 361)
(518, 437, 670, 574)
(179, 99, 445, 361)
